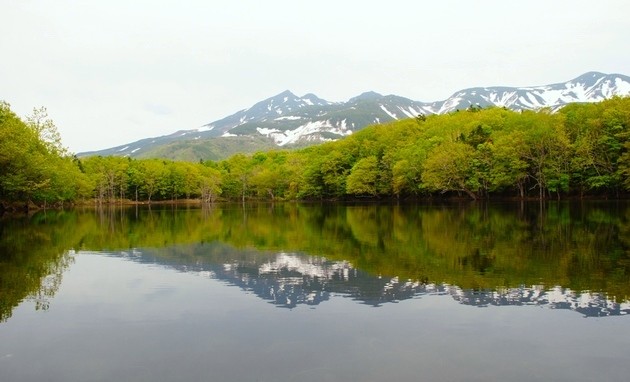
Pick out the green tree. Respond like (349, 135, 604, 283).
(319, 149, 355, 198)
(489, 131, 529, 197)
(199, 165, 222, 203)
(422, 141, 478, 199)
(140, 159, 167, 202)
(220, 154, 252, 202)
(1, 103, 62, 205)
(521, 111, 571, 199)
(346, 156, 379, 196)
(25, 106, 67, 157)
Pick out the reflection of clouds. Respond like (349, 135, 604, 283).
(144, 284, 177, 301)
(126, 278, 144, 289)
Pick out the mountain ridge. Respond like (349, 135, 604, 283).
(79, 72, 630, 160)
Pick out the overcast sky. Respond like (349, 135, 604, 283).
(2, 0, 629, 153)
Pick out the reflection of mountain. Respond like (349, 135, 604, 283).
(224, 253, 428, 307)
(448, 285, 630, 317)
(111, 247, 630, 317)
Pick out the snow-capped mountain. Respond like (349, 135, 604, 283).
(218, 90, 439, 147)
(78, 72, 630, 160)
(435, 71, 630, 113)
(199, 89, 334, 138)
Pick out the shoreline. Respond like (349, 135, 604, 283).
(3, 194, 629, 215)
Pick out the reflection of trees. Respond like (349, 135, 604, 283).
(320, 202, 630, 301)
(0, 213, 76, 321)
(25, 251, 74, 312)
(2, 201, 630, 321)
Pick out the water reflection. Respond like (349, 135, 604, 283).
(108, 245, 630, 317)
(449, 285, 630, 317)
(2, 201, 630, 321)
(0, 213, 76, 321)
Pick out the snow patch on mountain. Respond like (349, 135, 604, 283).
(198, 124, 214, 132)
(401, 106, 423, 118)
(275, 116, 302, 121)
(257, 119, 353, 146)
(438, 95, 465, 113)
(380, 104, 398, 119)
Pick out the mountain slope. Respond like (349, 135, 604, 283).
(78, 72, 630, 160)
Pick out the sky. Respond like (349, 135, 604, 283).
(2, 0, 630, 153)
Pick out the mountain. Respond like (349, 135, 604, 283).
(434, 71, 630, 113)
(78, 72, 630, 160)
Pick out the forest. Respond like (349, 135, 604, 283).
(2, 96, 630, 208)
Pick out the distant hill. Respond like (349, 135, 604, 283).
(78, 71, 630, 161)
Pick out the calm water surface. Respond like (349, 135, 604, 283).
(1, 202, 630, 381)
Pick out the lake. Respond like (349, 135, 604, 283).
(1, 201, 630, 381)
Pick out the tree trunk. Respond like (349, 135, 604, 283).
(462, 188, 478, 200)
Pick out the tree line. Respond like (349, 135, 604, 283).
(2, 96, 630, 208)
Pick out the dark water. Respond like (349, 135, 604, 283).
(1, 202, 630, 381)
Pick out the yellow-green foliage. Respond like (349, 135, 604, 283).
(6, 97, 630, 204)
(0, 102, 90, 205)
